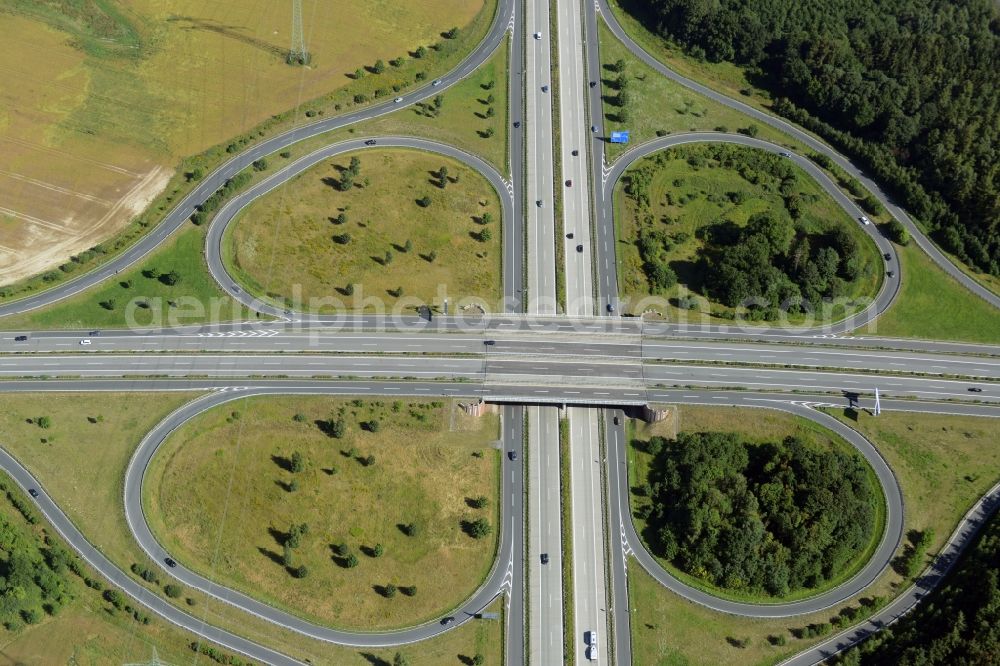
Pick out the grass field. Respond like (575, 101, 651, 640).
(864, 241, 1000, 344)
(614, 145, 882, 323)
(627, 405, 884, 604)
(0, 391, 505, 663)
(144, 396, 500, 630)
(227, 148, 502, 313)
(597, 20, 798, 162)
(627, 407, 1000, 666)
(0, 0, 496, 296)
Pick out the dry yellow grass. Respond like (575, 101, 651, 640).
(144, 396, 501, 630)
(0, 0, 489, 285)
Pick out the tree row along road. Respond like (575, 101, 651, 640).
(3, 379, 999, 666)
(593, 0, 1000, 311)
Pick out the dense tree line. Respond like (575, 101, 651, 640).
(0, 513, 76, 629)
(835, 512, 1000, 665)
(638, 432, 876, 596)
(629, 0, 1000, 275)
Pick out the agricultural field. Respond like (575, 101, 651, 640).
(627, 406, 1000, 666)
(226, 148, 502, 312)
(0, 0, 494, 287)
(144, 395, 501, 630)
(614, 143, 882, 324)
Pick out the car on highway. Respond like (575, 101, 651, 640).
(394, 97, 403, 103)
(589, 81, 596, 87)
(28, 489, 38, 498)
(441, 616, 455, 625)
(586, 645, 597, 661)
(536, 200, 543, 207)
(586, 630, 597, 645)
(566, 232, 574, 239)
(541, 85, 549, 92)
(508, 450, 518, 461)
(778, 151, 791, 157)
(432, 79, 442, 86)
(884, 252, 892, 260)
(566, 179, 572, 187)
(89, 330, 100, 336)
(859, 215, 871, 225)
(513, 121, 521, 128)
(165, 557, 177, 568)
(80, 339, 91, 345)
(364, 139, 377, 146)
(14, 335, 27, 342)
(533, 31, 542, 39)
(572, 149, 579, 156)
(606, 303, 615, 313)
(887, 270, 895, 278)
(591, 125, 597, 132)
(540, 553, 549, 564)
(483, 340, 496, 346)
(613, 416, 620, 425)
(968, 387, 983, 392)
(576, 244, 584, 253)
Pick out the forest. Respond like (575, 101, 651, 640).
(836, 512, 1000, 665)
(637, 432, 877, 596)
(626, 0, 1000, 276)
(0, 511, 77, 630)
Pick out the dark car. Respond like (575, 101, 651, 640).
(566, 179, 572, 187)
(441, 616, 455, 625)
(541, 553, 549, 564)
(483, 340, 496, 346)
(28, 489, 38, 498)
(589, 81, 596, 88)
(613, 416, 620, 426)
(89, 330, 100, 336)
(364, 139, 377, 146)
(14, 335, 28, 342)
(606, 303, 615, 313)
(508, 450, 518, 461)
(536, 200, 543, 207)
(887, 270, 895, 278)
(164, 557, 177, 568)
(566, 232, 574, 239)
(513, 121, 521, 128)
(571, 149, 579, 156)
(541, 85, 548, 92)
(576, 244, 583, 253)
(968, 387, 983, 393)
(884, 252, 892, 260)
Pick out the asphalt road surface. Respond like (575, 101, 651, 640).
(595, 0, 1000, 312)
(0, 0, 516, 320)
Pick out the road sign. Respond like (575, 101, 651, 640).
(610, 131, 630, 144)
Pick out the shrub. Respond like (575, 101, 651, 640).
(164, 584, 182, 598)
(383, 583, 397, 598)
(373, 543, 384, 558)
(465, 518, 492, 539)
(290, 451, 305, 473)
(252, 158, 268, 172)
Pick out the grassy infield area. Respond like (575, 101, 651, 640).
(625, 406, 1000, 666)
(0, 393, 505, 665)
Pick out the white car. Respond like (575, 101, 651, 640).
(394, 97, 403, 103)
(533, 31, 542, 39)
(859, 215, 871, 225)
(432, 79, 442, 87)
(80, 339, 91, 345)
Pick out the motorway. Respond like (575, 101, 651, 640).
(0, 0, 997, 662)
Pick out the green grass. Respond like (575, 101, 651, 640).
(614, 145, 882, 323)
(626, 405, 884, 604)
(865, 241, 1000, 344)
(627, 407, 1000, 666)
(226, 148, 502, 313)
(0, 392, 506, 664)
(597, 19, 800, 162)
(2, 223, 252, 331)
(144, 396, 500, 630)
(559, 417, 574, 663)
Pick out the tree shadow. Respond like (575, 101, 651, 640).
(274, 479, 294, 492)
(268, 526, 288, 546)
(257, 547, 284, 566)
(418, 253, 436, 263)
(370, 255, 387, 266)
(358, 654, 390, 666)
(464, 497, 483, 508)
(360, 545, 378, 558)
(271, 454, 292, 472)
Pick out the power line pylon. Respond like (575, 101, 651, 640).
(287, 0, 310, 65)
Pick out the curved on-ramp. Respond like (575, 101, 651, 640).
(599, 134, 901, 335)
(203, 138, 517, 318)
(594, 0, 1000, 311)
(122, 389, 518, 648)
(0, 0, 516, 320)
(609, 401, 904, 617)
